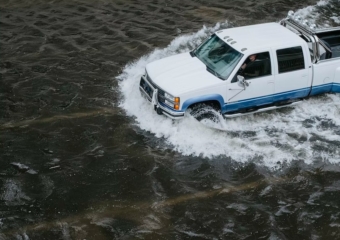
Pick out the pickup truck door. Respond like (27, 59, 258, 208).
(273, 45, 313, 101)
(224, 52, 275, 112)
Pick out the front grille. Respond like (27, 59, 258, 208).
(145, 75, 169, 106)
(140, 77, 153, 99)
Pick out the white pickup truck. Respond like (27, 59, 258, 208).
(139, 12, 340, 120)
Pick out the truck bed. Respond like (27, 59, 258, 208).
(317, 30, 340, 58)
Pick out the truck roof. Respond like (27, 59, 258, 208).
(215, 22, 305, 54)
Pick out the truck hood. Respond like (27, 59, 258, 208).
(145, 52, 222, 96)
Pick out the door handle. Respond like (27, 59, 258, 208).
(302, 74, 308, 77)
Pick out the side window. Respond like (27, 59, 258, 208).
(240, 52, 272, 80)
(277, 46, 305, 73)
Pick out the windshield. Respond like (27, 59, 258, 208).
(194, 34, 243, 80)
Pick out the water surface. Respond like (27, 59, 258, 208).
(1, 0, 340, 239)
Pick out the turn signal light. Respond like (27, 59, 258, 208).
(174, 104, 179, 110)
(174, 97, 180, 103)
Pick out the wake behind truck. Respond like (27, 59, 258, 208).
(139, 11, 340, 120)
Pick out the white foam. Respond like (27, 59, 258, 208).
(330, 16, 340, 24)
(117, 1, 340, 168)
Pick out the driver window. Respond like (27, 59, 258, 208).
(238, 52, 272, 80)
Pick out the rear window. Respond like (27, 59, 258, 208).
(276, 46, 305, 73)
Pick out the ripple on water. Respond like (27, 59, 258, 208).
(1, 179, 31, 206)
(1, 0, 340, 239)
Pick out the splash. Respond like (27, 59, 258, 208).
(293, 0, 340, 27)
(117, 1, 340, 167)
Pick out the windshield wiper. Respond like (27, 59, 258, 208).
(206, 66, 224, 80)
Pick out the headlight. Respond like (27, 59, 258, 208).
(174, 97, 180, 110)
(164, 92, 174, 100)
(165, 99, 173, 106)
(164, 92, 180, 110)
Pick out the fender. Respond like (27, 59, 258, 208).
(331, 67, 340, 93)
(181, 94, 224, 111)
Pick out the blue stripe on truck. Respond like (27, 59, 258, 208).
(309, 83, 333, 96)
(181, 83, 340, 113)
(223, 87, 310, 113)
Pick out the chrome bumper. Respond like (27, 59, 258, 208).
(139, 75, 185, 119)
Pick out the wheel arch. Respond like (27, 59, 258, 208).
(181, 94, 224, 111)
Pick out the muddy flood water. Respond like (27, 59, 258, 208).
(1, 0, 340, 239)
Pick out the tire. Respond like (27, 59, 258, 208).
(188, 103, 221, 122)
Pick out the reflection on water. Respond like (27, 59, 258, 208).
(1, 0, 340, 239)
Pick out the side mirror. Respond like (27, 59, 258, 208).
(237, 75, 249, 87)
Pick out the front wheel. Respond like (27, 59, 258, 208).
(188, 103, 222, 122)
